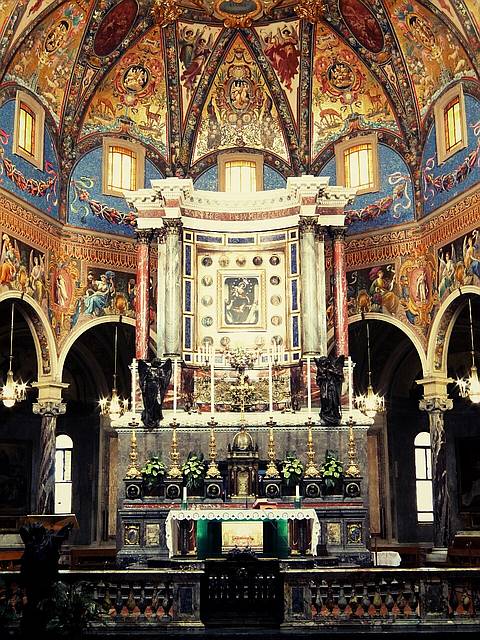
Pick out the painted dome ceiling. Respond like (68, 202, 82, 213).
(0, 0, 479, 180)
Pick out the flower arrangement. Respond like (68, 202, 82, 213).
(320, 450, 344, 490)
(281, 454, 304, 486)
(225, 347, 257, 372)
(182, 453, 206, 490)
(141, 456, 166, 494)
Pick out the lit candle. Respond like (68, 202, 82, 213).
(268, 349, 273, 414)
(307, 355, 311, 415)
(173, 357, 178, 415)
(348, 356, 353, 414)
(210, 350, 215, 414)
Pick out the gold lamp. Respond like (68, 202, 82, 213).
(456, 298, 480, 404)
(1, 303, 27, 408)
(100, 326, 129, 420)
(354, 321, 384, 418)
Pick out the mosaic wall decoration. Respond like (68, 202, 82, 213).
(428, 0, 469, 39)
(255, 20, 300, 124)
(81, 25, 167, 155)
(93, 0, 138, 57)
(68, 146, 163, 235)
(320, 144, 414, 233)
(193, 35, 289, 162)
(0, 100, 59, 218)
(312, 23, 398, 157)
(387, 0, 475, 117)
(5, 1, 89, 123)
(464, 0, 480, 33)
(421, 94, 480, 217)
(437, 226, 480, 301)
(0, 232, 47, 309)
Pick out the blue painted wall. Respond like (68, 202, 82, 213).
(194, 163, 287, 191)
(68, 146, 163, 236)
(421, 94, 480, 217)
(0, 99, 59, 218)
(320, 143, 415, 235)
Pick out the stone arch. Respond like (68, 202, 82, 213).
(326, 312, 428, 373)
(58, 315, 157, 379)
(426, 285, 480, 375)
(0, 290, 58, 379)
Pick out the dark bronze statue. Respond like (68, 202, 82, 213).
(138, 358, 173, 429)
(314, 355, 345, 426)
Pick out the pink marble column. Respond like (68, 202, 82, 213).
(33, 400, 66, 514)
(135, 230, 152, 360)
(332, 227, 349, 357)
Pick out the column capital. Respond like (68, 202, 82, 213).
(298, 215, 318, 234)
(419, 396, 453, 414)
(315, 225, 327, 240)
(32, 380, 68, 405)
(163, 218, 183, 235)
(135, 229, 154, 244)
(33, 400, 66, 416)
(330, 226, 348, 241)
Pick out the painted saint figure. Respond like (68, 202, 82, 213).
(314, 355, 345, 426)
(263, 24, 300, 91)
(138, 358, 173, 429)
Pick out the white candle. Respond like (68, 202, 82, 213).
(295, 484, 300, 500)
(348, 356, 353, 414)
(183, 486, 187, 504)
(268, 350, 273, 414)
(131, 358, 136, 415)
(173, 357, 178, 414)
(307, 355, 311, 415)
(210, 351, 215, 414)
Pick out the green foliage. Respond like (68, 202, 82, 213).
(182, 453, 206, 490)
(320, 450, 344, 489)
(141, 455, 166, 493)
(281, 454, 304, 486)
(37, 581, 99, 637)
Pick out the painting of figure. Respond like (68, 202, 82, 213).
(437, 227, 480, 300)
(220, 273, 265, 329)
(262, 23, 299, 92)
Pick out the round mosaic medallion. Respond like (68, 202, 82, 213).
(44, 19, 71, 53)
(253, 256, 263, 266)
(255, 336, 265, 348)
(269, 255, 280, 266)
(203, 336, 214, 346)
(201, 295, 213, 306)
(236, 256, 246, 267)
(270, 295, 281, 306)
(220, 336, 231, 348)
(122, 64, 149, 93)
(202, 256, 213, 267)
(270, 275, 280, 285)
(271, 315, 282, 326)
(272, 335, 283, 346)
(201, 275, 213, 286)
(202, 316, 213, 327)
(218, 254, 229, 267)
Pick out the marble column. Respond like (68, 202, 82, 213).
(157, 231, 167, 357)
(419, 396, 453, 548)
(331, 227, 349, 357)
(135, 229, 152, 360)
(164, 219, 183, 356)
(299, 216, 319, 355)
(33, 400, 66, 514)
(315, 225, 327, 356)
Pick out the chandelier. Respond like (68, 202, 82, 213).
(456, 298, 480, 404)
(99, 326, 129, 420)
(354, 321, 384, 418)
(151, 0, 182, 28)
(1, 303, 27, 408)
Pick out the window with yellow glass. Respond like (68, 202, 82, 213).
(107, 146, 137, 192)
(13, 91, 44, 169)
(444, 97, 462, 152)
(225, 160, 257, 193)
(18, 102, 35, 157)
(344, 143, 374, 190)
(434, 84, 467, 163)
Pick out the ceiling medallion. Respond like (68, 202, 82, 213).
(151, 0, 182, 28)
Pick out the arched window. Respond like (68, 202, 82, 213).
(55, 434, 73, 514)
(414, 432, 433, 523)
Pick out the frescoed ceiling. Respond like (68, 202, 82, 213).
(0, 0, 478, 175)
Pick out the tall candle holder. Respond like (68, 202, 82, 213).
(206, 416, 221, 478)
(167, 418, 182, 479)
(304, 416, 320, 478)
(345, 416, 361, 477)
(125, 418, 142, 480)
(264, 417, 280, 479)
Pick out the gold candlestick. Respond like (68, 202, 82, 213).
(167, 418, 182, 479)
(125, 419, 142, 479)
(304, 417, 320, 478)
(206, 417, 221, 478)
(345, 417, 361, 477)
(264, 418, 280, 479)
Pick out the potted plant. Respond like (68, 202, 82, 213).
(281, 454, 304, 492)
(320, 450, 343, 495)
(182, 453, 206, 494)
(141, 456, 166, 495)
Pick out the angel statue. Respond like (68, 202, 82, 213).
(138, 358, 173, 429)
(314, 355, 345, 426)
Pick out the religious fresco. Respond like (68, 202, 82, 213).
(421, 94, 480, 216)
(9, 0, 59, 49)
(338, 0, 385, 53)
(387, 0, 475, 117)
(193, 36, 289, 162)
(0, 232, 47, 308)
(437, 227, 480, 301)
(177, 22, 222, 120)
(81, 25, 167, 155)
(4, 1, 90, 123)
(68, 146, 163, 236)
(346, 249, 438, 334)
(312, 23, 398, 156)
(0, 100, 59, 218)
(320, 144, 414, 233)
(255, 20, 300, 123)
(93, 0, 138, 57)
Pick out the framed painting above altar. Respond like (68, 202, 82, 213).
(218, 271, 266, 330)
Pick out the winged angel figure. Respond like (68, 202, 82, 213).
(138, 358, 172, 429)
(314, 355, 345, 426)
